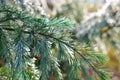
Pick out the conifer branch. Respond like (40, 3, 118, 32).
(0, 26, 103, 78)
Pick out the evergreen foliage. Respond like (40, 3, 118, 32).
(0, 1, 109, 80)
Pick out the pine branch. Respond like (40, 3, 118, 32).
(0, 26, 103, 78)
(0, 17, 19, 23)
(0, 2, 111, 80)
